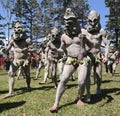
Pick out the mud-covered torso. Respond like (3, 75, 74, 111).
(47, 41, 61, 59)
(13, 39, 28, 59)
(62, 34, 86, 58)
(82, 29, 103, 55)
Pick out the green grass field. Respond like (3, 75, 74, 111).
(0, 64, 120, 116)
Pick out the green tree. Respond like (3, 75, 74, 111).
(105, 0, 120, 47)
(12, 0, 42, 42)
(0, 0, 15, 41)
(39, 0, 90, 36)
(0, 14, 6, 44)
(62, 0, 90, 28)
(40, 0, 54, 36)
(11, 0, 90, 41)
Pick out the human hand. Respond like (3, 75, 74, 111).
(102, 57, 108, 63)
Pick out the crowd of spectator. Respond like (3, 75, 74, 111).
(0, 50, 120, 72)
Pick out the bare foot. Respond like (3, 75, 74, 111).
(49, 106, 58, 113)
(3, 93, 14, 99)
(33, 78, 38, 80)
(77, 100, 84, 107)
(39, 81, 46, 84)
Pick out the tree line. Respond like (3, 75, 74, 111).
(0, 0, 120, 48)
(105, 0, 120, 48)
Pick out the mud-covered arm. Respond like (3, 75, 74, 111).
(80, 29, 94, 48)
(101, 29, 109, 60)
(1, 39, 13, 53)
(26, 38, 32, 52)
(57, 35, 67, 55)
(44, 42, 50, 61)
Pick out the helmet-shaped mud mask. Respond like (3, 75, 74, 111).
(51, 27, 60, 41)
(64, 8, 81, 36)
(109, 42, 116, 52)
(12, 22, 26, 41)
(87, 10, 101, 33)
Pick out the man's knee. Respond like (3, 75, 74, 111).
(60, 77, 68, 85)
(8, 71, 15, 77)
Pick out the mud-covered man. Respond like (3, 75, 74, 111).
(2, 22, 31, 98)
(49, 8, 92, 113)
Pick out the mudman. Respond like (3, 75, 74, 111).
(40, 28, 61, 88)
(35, 39, 47, 80)
(2, 22, 31, 98)
(49, 8, 92, 113)
(81, 10, 109, 96)
(107, 42, 119, 76)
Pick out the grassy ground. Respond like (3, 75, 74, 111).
(0, 64, 120, 116)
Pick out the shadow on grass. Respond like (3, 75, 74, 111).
(0, 84, 55, 96)
(66, 83, 78, 89)
(59, 100, 76, 110)
(14, 86, 54, 96)
(85, 88, 120, 105)
(91, 80, 113, 85)
(34, 85, 55, 91)
(0, 101, 26, 113)
(0, 87, 32, 96)
(114, 74, 120, 77)
(58, 87, 120, 109)
(102, 80, 113, 83)
(0, 90, 9, 94)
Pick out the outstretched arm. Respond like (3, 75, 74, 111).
(101, 29, 109, 61)
(1, 39, 13, 53)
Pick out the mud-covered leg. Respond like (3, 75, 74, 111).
(35, 62, 43, 79)
(95, 62, 102, 95)
(35, 66, 41, 79)
(16, 66, 22, 80)
(85, 63, 92, 102)
(104, 61, 108, 73)
(112, 62, 117, 76)
(57, 61, 64, 81)
(40, 61, 50, 84)
(70, 73, 76, 81)
(3, 63, 17, 98)
(93, 64, 97, 84)
(107, 60, 113, 75)
(23, 64, 31, 90)
(49, 64, 75, 112)
(77, 64, 88, 106)
(51, 62, 58, 88)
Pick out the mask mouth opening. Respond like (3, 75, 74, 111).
(87, 23, 101, 33)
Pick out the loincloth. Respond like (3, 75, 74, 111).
(65, 56, 91, 66)
(13, 59, 29, 67)
(88, 52, 102, 64)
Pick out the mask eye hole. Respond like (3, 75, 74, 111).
(52, 34, 55, 37)
(93, 19, 97, 24)
(88, 20, 92, 24)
